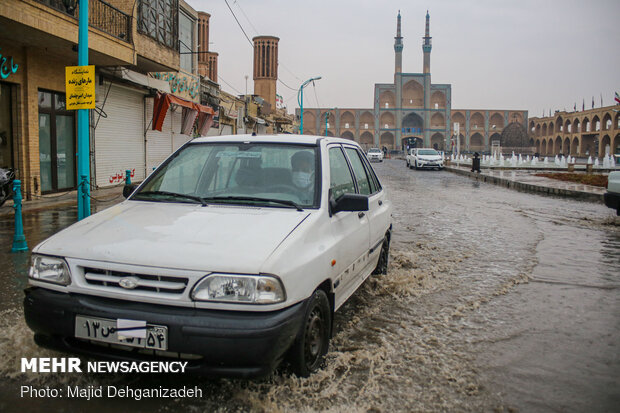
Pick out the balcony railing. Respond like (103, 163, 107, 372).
(33, 0, 132, 43)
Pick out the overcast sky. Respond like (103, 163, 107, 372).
(186, 0, 620, 118)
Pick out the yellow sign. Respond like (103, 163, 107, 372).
(65, 65, 95, 109)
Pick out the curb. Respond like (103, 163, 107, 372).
(444, 167, 604, 203)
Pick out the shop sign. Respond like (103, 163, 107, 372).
(0, 49, 19, 79)
(150, 72, 200, 102)
(65, 65, 95, 109)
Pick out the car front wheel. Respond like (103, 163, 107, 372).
(289, 289, 331, 377)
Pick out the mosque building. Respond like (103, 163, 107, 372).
(296, 11, 529, 153)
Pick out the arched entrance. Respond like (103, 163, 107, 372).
(360, 131, 374, 150)
(380, 132, 395, 150)
(340, 131, 355, 141)
(431, 133, 444, 150)
(402, 112, 424, 136)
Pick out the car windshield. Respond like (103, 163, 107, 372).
(418, 149, 439, 155)
(368, 148, 381, 153)
(133, 142, 320, 208)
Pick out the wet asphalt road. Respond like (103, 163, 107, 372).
(0, 159, 618, 412)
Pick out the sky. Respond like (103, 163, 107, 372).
(186, 0, 620, 118)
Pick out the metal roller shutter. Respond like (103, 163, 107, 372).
(145, 97, 173, 172)
(94, 83, 146, 188)
(146, 98, 195, 171)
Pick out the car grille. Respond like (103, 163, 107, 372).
(82, 267, 189, 295)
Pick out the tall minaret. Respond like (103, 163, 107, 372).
(394, 10, 403, 75)
(422, 10, 432, 74)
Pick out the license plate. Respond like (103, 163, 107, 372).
(75, 315, 168, 350)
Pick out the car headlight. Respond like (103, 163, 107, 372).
(191, 274, 286, 304)
(29, 255, 71, 285)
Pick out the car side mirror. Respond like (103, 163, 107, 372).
(123, 183, 138, 199)
(329, 193, 369, 216)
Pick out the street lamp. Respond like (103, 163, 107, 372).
(298, 76, 321, 134)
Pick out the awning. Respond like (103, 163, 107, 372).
(152, 92, 215, 135)
(101, 67, 170, 93)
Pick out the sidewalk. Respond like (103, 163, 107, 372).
(0, 184, 127, 218)
(445, 166, 606, 203)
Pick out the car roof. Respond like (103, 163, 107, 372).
(191, 134, 361, 147)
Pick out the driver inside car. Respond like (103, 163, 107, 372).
(291, 150, 315, 203)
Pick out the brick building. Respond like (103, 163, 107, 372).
(296, 11, 528, 152)
(0, 0, 217, 197)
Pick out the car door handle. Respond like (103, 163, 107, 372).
(358, 212, 365, 219)
(378, 200, 383, 206)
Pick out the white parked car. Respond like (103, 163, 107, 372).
(24, 135, 393, 377)
(406, 148, 444, 170)
(604, 171, 620, 215)
(367, 147, 384, 162)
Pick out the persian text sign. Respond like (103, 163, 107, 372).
(66, 65, 95, 109)
(149, 72, 200, 102)
(0, 49, 19, 79)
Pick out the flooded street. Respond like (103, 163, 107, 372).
(1, 159, 619, 412)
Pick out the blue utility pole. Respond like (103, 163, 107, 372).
(77, 0, 90, 220)
(297, 76, 321, 134)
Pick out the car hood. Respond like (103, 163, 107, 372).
(36, 201, 310, 273)
(418, 155, 442, 161)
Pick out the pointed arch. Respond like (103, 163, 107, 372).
(402, 80, 424, 108)
(470, 112, 484, 131)
(360, 111, 374, 130)
(431, 133, 444, 150)
(379, 90, 396, 109)
(360, 131, 374, 149)
(489, 112, 504, 129)
(430, 90, 446, 109)
(380, 132, 395, 149)
(430, 112, 445, 129)
(340, 111, 355, 130)
(380, 112, 396, 129)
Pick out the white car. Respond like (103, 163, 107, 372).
(24, 135, 393, 377)
(406, 148, 444, 170)
(367, 147, 384, 162)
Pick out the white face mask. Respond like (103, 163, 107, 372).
(292, 171, 312, 188)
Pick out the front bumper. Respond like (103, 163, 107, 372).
(24, 287, 307, 377)
(417, 161, 444, 168)
(604, 191, 620, 214)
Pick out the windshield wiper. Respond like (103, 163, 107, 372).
(204, 196, 303, 211)
(134, 190, 207, 206)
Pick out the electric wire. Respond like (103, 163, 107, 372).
(218, 74, 243, 95)
(312, 81, 321, 108)
(233, 0, 260, 36)
(224, 0, 253, 47)
(224, 0, 306, 109)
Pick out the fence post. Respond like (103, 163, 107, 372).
(11, 180, 28, 252)
(125, 170, 131, 185)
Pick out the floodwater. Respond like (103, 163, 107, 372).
(0, 159, 618, 412)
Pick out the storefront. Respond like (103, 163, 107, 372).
(146, 71, 213, 170)
(37, 90, 75, 193)
(0, 81, 17, 170)
(0, 42, 71, 197)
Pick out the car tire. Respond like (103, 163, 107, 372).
(372, 236, 390, 275)
(289, 289, 331, 377)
